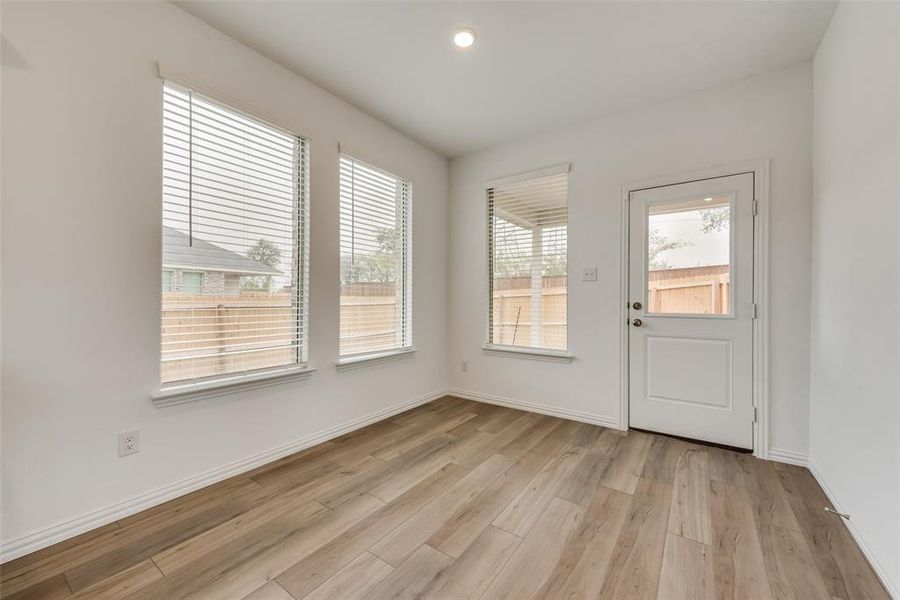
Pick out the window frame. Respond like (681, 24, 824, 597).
(484, 164, 573, 361)
(644, 193, 736, 318)
(153, 78, 313, 404)
(179, 271, 205, 295)
(337, 153, 414, 364)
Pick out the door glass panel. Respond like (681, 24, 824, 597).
(647, 195, 731, 315)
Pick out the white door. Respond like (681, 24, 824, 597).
(628, 173, 754, 449)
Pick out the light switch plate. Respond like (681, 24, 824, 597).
(582, 267, 598, 282)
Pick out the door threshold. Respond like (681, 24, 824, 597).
(629, 427, 752, 454)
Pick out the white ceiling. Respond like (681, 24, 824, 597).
(178, 1, 836, 158)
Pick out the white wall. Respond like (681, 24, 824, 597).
(0, 2, 448, 555)
(448, 63, 814, 458)
(10, 2, 892, 576)
(810, 2, 900, 595)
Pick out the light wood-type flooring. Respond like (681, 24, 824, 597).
(0, 396, 889, 599)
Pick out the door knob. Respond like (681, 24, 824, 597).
(632, 318, 643, 327)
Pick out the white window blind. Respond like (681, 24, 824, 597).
(488, 171, 568, 351)
(339, 155, 412, 357)
(161, 82, 309, 384)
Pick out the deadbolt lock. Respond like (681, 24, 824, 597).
(632, 301, 642, 310)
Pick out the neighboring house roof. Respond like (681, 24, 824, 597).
(163, 227, 281, 276)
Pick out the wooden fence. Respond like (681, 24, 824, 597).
(487, 265, 730, 348)
(161, 265, 729, 381)
(338, 286, 399, 355)
(161, 286, 404, 381)
(648, 264, 730, 314)
(161, 291, 296, 382)
(490, 276, 566, 349)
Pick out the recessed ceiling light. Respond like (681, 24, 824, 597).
(703, 197, 713, 202)
(453, 28, 476, 49)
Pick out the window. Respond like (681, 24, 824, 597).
(180, 271, 204, 294)
(646, 195, 732, 315)
(487, 169, 568, 351)
(161, 82, 309, 384)
(339, 155, 412, 357)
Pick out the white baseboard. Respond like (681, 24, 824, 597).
(453, 389, 810, 468)
(767, 447, 809, 466)
(0, 388, 448, 564)
(448, 388, 623, 430)
(808, 462, 898, 599)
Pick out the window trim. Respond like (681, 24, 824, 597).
(335, 347, 416, 372)
(152, 365, 317, 408)
(482, 343, 574, 363)
(338, 153, 413, 358)
(486, 164, 570, 353)
(155, 74, 311, 400)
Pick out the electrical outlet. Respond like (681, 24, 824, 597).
(118, 430, 140, 457)
(461, 360, 468, 372)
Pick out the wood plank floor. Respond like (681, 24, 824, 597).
(1, 396, 889, 599)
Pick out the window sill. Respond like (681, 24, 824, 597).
(336, 347, 416, 372)
(151, 365, 316, 408)
(482, 344, 574, 363)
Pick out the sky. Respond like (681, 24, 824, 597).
(649, 205, 730, 269)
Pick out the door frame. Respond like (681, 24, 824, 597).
(619, 159, 770, 459)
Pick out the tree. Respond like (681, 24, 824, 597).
(242, 238, 281, 291)
(491, 223, 569, 278)
(341, 226, 399, 284)
(647, 206, 724, 271)
(247, 238, 281, 268)
(492, 225, 531, 278)
(542, 254, 567, 277)
(648, 229, 687, 270)
(699, 206, 729, 233)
